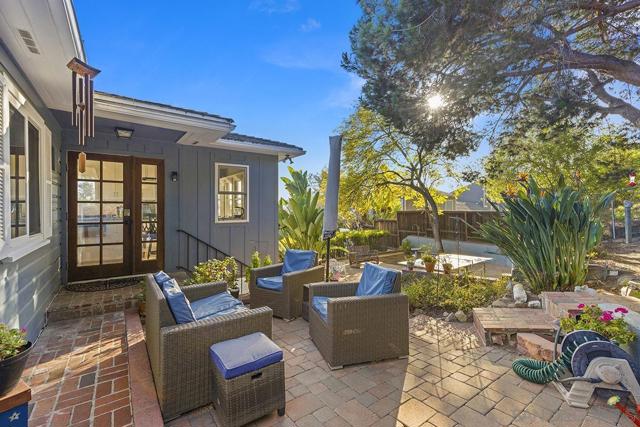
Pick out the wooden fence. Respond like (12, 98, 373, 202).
(373, 220, 399, 248)
(396, 210, 499, 243)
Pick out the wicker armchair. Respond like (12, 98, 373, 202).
(308, 272, 409, 369)
(144, 274, 273, 421)
(249, 255, 324, 320)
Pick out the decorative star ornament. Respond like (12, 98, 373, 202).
(8, 411, 20, 422)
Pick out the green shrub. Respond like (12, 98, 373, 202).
(0, 324, 27, 361)
(333, 229, 389, 248)
(185, 257, 238, 290)
(402, 273, 506, 313)
(246, 251, 274, 282)
(478, 176, 613, 293)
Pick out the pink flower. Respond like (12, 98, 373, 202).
(615, 307, 628, 314)
(577, 304, 585, 309)
(600, 311, 614, 322)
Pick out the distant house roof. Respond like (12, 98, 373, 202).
(223, 132, 304, 153)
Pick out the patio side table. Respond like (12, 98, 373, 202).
(210, 332, 285, 427)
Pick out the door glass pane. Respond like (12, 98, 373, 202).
(79, 160, 100, 180)
(78, 181, 100, 201)
(77, 225, 100, 245)
(103, 245, 123, 264)
(28, 122, 40, 235)
(78, 246, 100, 266)
(103, 161, 123, 181)
(103, 182, 123, 202)
(142, 164, 157, 183)
(142, 242, 157, 261)
(102, 203, 124, 222)
(141, 184, 157, 202)
(142, 203, 157, 222)
(78, 203, 100, 223)
(141, 222, 158, 241)
(102, 224, 123, 244)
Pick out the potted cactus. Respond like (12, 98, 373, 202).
(0, 324, 33, 396)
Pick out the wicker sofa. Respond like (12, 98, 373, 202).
(144, 274, 273, 420)
(308, 266, 409, 369)
(249, 251, 324, 320)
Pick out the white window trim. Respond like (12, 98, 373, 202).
(214, 162, 249, 224)
(0, 72, 52, 262)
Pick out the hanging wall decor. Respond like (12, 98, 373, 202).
(67, 58, 100, 173)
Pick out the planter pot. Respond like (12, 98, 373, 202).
(0, 341, 33, 396)
(230, 288, 240, 299)
(443, 264, 453, 275)
(424, 262, 436, 273)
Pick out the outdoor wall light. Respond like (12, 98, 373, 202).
(114, 127, 134, 139)
(170, 171, 179, 182)
(282, 154, 293, 164)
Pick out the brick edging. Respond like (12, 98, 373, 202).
(124, 311, 164, 426)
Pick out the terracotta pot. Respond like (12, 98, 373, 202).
(0, 341, 33, 396)
(424, 262, 436, 273)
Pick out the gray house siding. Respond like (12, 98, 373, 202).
(0, 44, 63, 342)
(59, 127, 279, 281)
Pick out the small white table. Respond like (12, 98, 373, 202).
(399, 254, 492, 274)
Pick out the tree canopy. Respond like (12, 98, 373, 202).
(344, 0, 640, 132)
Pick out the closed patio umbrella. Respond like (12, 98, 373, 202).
(323, 135, 343, 281)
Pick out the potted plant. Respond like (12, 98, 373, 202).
(421, 254, 437, 273)
(0, 325, 33, 396)
(560, 304, 636, 345)
(185, 257, 240, 298)
(405, 255, 416, 271)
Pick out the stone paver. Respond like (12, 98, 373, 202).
(25, 299, 628, 427)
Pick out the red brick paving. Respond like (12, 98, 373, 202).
(22, 312, 133, 427)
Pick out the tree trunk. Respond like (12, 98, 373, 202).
(422, 192, 444, 253)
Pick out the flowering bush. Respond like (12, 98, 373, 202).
(0, 324, 27, 361)
(184, 257, 238, 290)
(560, 304, 636, 344)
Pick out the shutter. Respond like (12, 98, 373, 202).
(0, 75, 7, 244)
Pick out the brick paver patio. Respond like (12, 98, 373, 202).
(20, 288, 635, 427)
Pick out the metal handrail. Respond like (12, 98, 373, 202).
(176, 229, 249, 292)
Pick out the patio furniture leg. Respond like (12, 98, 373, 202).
(329, 364, 344, 370)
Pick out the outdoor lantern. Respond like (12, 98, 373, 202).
(67, 57, 100, 173)
(629, 172, 636, 187)
(170, 171, 179, 182)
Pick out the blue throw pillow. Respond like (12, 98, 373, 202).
(161, 279, 196, 324)
(282, 249, 316, 274)
(355, 263, 398, 297)
(153, 271, 171, 285)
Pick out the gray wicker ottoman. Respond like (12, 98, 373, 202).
(209, 332, 285, 427)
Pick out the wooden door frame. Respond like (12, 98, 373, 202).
(67, 152, 165, 282)
(67, 152, 133, 281)
(133, 157, 165, 274)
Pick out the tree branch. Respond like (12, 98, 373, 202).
(587, 70, 640, 126)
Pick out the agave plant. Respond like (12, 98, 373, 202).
(478, 177, 613, 293)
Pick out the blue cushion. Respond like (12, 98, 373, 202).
(209, 332, 283, 380)
(153, 271, 171, 285)
(161, 279, 196, 324)
(199, 304, 249, 320)
(281, 249, 316, 274)
(256, 276, 283, 292)
(312, 296, 329, 322)
(355, 263, 398, 297)
(190, 292, 245, 320)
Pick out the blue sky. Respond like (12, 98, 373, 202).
(75, 0, 493, 193)
(75, 1, 366, 189)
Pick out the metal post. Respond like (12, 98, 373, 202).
(624, 200, 633, 244)
(611, 199, 616, 240)
(325, 238, 331, 282)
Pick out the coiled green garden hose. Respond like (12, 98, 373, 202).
(512, 341, 580, 384)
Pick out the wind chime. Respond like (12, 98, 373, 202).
(67, 58, 100, 173)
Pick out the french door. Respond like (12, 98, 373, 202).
(68, 153, 164, 281)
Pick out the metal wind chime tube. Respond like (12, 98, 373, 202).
(67, 58, 100, 173)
